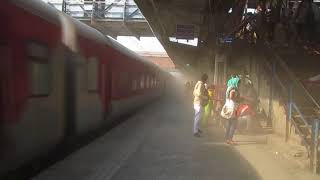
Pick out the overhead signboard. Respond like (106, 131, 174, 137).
(175, 24, 195, 40)
(219, 37, 233, 44)
(216, 33, 233, 46)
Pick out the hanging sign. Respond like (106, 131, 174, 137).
(175, 24, 195, 40)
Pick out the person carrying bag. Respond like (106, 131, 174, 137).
(193, 74, 209, 137)
(221, 76, 241, 145)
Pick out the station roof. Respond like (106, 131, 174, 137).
(134, 0, 239, 70)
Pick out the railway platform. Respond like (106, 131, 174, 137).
(33, 97, 319, 180)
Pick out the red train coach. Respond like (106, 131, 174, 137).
(0, 0, 168, 175)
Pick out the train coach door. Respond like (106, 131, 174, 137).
(59, 13, 78, 138)
(102, 60, 113, 117)
(0, 45, 8, 122)
(64, 52, 77, 137)
(0, 44, 8, 172)
(0, 44, 9, 143)
(71, 54, 105, 134)
(0, 14, 9, 123)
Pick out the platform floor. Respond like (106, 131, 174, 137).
(33, 98, 319, 180)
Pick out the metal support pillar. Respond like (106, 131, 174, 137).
(312, 119, 319, 174)
(267, 61, 275, 127)
(62, 0, 67, 13)
(123, 0, 127, 21)
(91, 0, 96, 23)
(257, 62, 260, 97)
(100, 0, 105, 18)
(248, 47, 253, 76)
(286, 83, 293, 142)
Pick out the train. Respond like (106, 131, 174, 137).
(0, 0, 171, 174)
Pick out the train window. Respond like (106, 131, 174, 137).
(146, 76, 150, 89)
(150, 77, 153, 88)
(132, 78, 137, 91)
(140, 75, 144, 89)
(153, 78, 157, 88)
(27, 42, 51, 97)
(153, 77, 156, 88)
(87, 57, 98, 92)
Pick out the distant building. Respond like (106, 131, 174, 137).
(138, 52, 175, 70)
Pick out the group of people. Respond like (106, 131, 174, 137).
(192, 73, 244, 145)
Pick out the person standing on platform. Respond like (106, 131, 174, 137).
(193, 73, 209, 137)
(224, 78, 241, 145)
